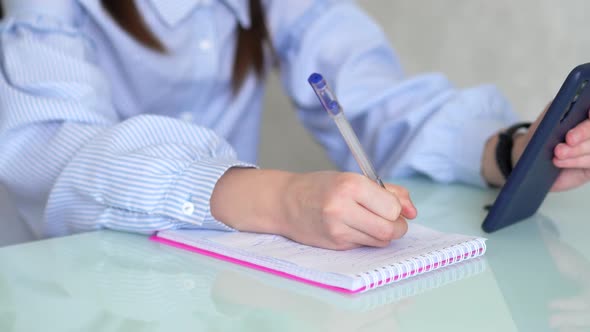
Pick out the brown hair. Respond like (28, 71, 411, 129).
(103, 0, 271, 92)
(0, 1, 271, 92)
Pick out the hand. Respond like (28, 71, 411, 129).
(512, 105, 590, 191)
(211, 169, 416, 250)
(281, 171, 416, 250)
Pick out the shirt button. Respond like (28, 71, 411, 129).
(182, 202, 195, 216)
(179, 112, 193, 122)
(198, 39, 212, 51)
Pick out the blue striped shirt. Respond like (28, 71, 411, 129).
(0, 0, 518, 239)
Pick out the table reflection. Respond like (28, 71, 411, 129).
(0, 230, 487, 332)
(486, 214, 589, 332)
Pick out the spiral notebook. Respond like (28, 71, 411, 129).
(150, 223, 487, 294)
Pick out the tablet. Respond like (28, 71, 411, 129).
(482, 63, 590, 233)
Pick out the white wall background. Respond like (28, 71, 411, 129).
(259, 0, 590, 171)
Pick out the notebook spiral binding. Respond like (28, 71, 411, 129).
(358, 238, 487, 291)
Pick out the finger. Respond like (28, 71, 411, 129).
(353, 176, 403, 222)
(384, 184, 417, 219)
(551, 169, 590, 192)
(346, 205, 409, 243)
(555, 140, 590, 159)
(566, 119, 590, 146)
(341, 225, 394, 248)
(553, 155, 590, 169)
(347, 219, 408, 248)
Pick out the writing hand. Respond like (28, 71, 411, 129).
(281, 171, 417, 250)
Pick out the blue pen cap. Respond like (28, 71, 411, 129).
(308, 73, 326, 89)
(308, 73, 341, 116)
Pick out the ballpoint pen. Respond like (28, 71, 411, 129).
(308, 73, 386, 189)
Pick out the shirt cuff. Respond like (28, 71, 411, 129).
(159, 158, 256, 230)
(408, 118, 508, 187)
(408, 85, 519, 187)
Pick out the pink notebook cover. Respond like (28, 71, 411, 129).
(150, 234, 482, 294)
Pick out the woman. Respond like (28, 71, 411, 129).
(0, 0, 589, 250)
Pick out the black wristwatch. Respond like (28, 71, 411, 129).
(495, 122, 531, 180)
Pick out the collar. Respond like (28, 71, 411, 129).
(148, 0, 251, 28)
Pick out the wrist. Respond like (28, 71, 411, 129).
(277, 172, 312, 240)
(485, 122, 532, 186)
(482, 133, 505, 187)
(511, 133, 528, 167)
(481, 124, 531, 187)
(211, 168, 295, 235)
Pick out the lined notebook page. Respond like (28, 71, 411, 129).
(157, 223, 486, 292)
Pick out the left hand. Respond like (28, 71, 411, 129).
(513, 106, 590, 192)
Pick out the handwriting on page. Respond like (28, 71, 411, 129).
(208, 224, 475, 275)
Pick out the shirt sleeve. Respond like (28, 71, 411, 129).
(267, 0, 520, 187)
(0, 6, 252, 237)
